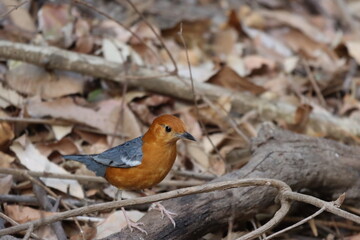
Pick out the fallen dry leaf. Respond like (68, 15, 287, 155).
(208, 66, 266, 94)
(51, 125, 73, 141)
(187, 142, 209, 170)
(96, 210, 144, 239)
(10, 134, 84, 198)
(0, 110, 14, 146)
(177, 61, 217, 83)
(259, 10, 328, 44)
(74, 18, 93, 54)
(243, 26, 293, 57)
(6, 62, 85, 99)
(0, 151, 15, 168)
(243, 55, 276, 74)
(0, 82, 25, 108)
(3, 0, 36, 32)
(212, 28, 238, 56)
(287, 104, 313, 133)
(98, 20, 132, 43)
(26, 97, 142, 142)
(239, 5, 265, 29)
(227, 54, 246, 77)
(345, 41, 360, 65)
(36, 137, 79, 157)
(209, 155, 225, 176)
(203, 133, 226, 154)
(0, 175, 12, 194)
(4, 205, 55, 224)
(34, 225, 57, 240)
(38, 3, 73, 46)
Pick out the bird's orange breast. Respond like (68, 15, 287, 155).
(104, 141, 177, 190)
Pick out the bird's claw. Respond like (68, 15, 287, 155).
(121, 207, 147, 235)
(125, 219, 147, 235)
(150, 202, 177, 227)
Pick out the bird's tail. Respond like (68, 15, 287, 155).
(63, 154, 106, 177)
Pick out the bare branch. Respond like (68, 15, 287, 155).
(0, 168, 204, 187)
(0, 178, 290, 236)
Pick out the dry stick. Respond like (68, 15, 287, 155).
(238, 193, 357, 240)
(0, 168, 204, 187)
(22, 224, 34, 240)
(171, 169, 215, 181)
(0, 178, 290, 236)
(284, 217, 360, 231)
(0, 0, 28, 19)
(303, 59, 327, 107)
(237, 197, 291, 240)
(0, 212, 40, 240)
(121, 0, 178, 74)
(177, 22, 227, 163)
(71, 0, 163, 68)
(283, 191, 360, 223)
(265, 206, 326, 240)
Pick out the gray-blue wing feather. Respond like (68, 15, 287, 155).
(63, 136, 143, 177)
(92, 136, 143, 168)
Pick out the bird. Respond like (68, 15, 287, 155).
(63, 114, 196, 233)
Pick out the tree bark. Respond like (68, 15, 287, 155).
(102, 123, 360, 240)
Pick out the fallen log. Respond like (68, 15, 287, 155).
(104, 123, 360, 239)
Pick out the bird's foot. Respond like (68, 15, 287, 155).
(149, 202, 177, 227)
(121, 207, 147, 235)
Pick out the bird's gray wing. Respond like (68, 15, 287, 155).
(92, 136, 143, 168)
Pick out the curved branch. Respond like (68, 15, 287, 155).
(0, 178, 289, 236)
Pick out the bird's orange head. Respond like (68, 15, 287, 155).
(143, 114, 196, 144)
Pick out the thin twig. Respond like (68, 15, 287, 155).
(0, 0, 28, 19)
(303, 59, 326, 107)
(0, 168, 204, 187)
(121, 0, 178, 74)
(171, 169, 216, 181)
(22, 224, 34, 240)
(0, 212, 40, 239)
(237, 197, 291, 240)
(283, 191, 360, 223)
(177, 22, 227, 163)
(265, 206, 326, 239)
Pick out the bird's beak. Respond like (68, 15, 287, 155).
(179, 132, 196, 141)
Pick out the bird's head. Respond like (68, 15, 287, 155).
(145, 114, 196, 144)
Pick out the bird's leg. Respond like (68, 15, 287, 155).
(149, 202, 177, 227)
(115, 189, 147, 234)
(115, 189, 122, 201)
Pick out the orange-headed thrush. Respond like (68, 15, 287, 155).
(63, 115, 195, 232)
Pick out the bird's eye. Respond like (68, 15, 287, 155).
(165, 126, 172, 133)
